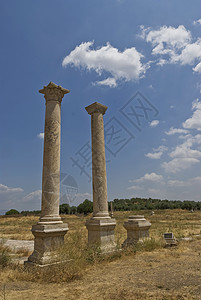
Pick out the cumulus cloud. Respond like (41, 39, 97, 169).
(165, 127, 189, 135)
(162, 133, 201, 173)
(183, 99, 201, 130)
(162, 99, 201, 174)
(141, 25, 191, 56)
(132, 172, 164, 183)
(162, 157, 199, 173)
(0, 184, 23, 194)
(141, 25, 201, 71)
(169, 136, 201, 159)
(62, 41, 149, 86)
(146, 145, 168, 160)
(37, 133, 44, 139)
(173, 38, 201, 66)
(149, 120, 159, 127)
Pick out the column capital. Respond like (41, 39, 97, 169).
(85, 102, 108, 115)
(39, 82, 70, 102)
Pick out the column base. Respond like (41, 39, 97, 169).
(122, 215, 151, 248)
(24, 223, 68, 267)
(85, 218, 117, 253)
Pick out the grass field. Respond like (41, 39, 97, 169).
(0, 209, 201, 299)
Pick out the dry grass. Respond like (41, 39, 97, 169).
(0, 210, 201, 299)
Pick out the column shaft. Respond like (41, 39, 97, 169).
(40, 100, 61, 222)
(85, 102, 116, 252)
(91, 112, 109, 218)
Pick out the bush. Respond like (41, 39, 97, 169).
(5, 209, 20, 215)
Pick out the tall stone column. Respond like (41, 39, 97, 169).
(25, 82, 69, 266)
(85, 102, 116, 253)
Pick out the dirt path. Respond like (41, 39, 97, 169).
(0, 239, 201, 300)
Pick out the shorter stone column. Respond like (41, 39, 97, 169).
(122, 215, 151, 247)
(85, 102, 116, 253)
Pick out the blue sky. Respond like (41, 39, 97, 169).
(1, 0, 201, 212)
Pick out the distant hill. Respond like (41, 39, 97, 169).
(0, 210, 7, 215)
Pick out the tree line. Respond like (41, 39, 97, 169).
(4, 197, 201, 216)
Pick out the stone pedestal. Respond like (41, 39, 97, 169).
(86, 218, 116, 253)
(122, 215, 151, 247)
(25, 82, 69, 267)
(25, 223, 68, 266)
(85, 102, 116, 252)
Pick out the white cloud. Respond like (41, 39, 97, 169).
(146, 152, 163, 160)
(173, 38, 201, 65)
(193, 19, 201, 25)
(37, 133, 44, 139)
(168, 180, 189, 187)
(62, 41, 149, 86)
(168, 176, 201, 187)
(193, 62, 201, 73)
(165, 127, 189, 135)
(0, 184, 23, 194)
(133, 172, 164, 183)
(94, 77, 117, 88)
(141, 25, 201, 71)
(141, 25, 191, 57)
(127, 185, 142, 190)
(23, 190, 42, 202)
(162, 133, 201, 173)
(149, 120, 159, 127)
(178, 134, 192, 140)
(162, 157, 199, 173)
(169, 138, 201, 159)
(146, 145, 168, 160)
(183, 99, 201, 130)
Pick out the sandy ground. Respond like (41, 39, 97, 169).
(0, 238, 201, 300)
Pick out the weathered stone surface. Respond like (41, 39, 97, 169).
(86, 218, 116, 253)
(25, 82, 69, 266)
(25, 223, 68, 266)
(85, 102, 109, 219)
(85, 102, 116, 252)
(122, 215, 151, 247)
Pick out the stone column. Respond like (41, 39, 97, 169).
(25, 82, 69, 266)
(85, 102, 116, 253)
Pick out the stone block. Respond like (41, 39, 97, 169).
(25, 223, 68, 266)
(86, 218, 117, 253)
(122, 215, 151, 247)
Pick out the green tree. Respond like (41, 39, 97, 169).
(59, 203, 70, 214)
(5, 209, 20, 215)
(70, 206, 77, 214)
(77, 199, 93, 215)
